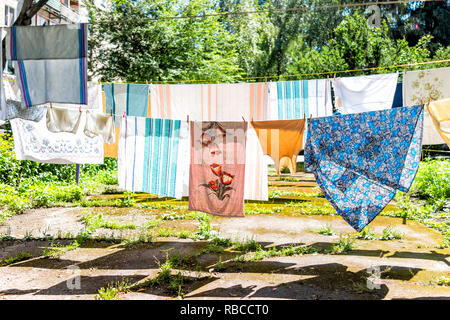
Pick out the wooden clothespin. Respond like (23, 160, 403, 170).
(242, 116, 246, 123)
(50, 103, 53, 108)
(333, 73, 336, 80)
(309, 114, 312, 121)
(427, 96, 431, 106)
(187, 115, 190, 123)
(303, 112, 306, 119)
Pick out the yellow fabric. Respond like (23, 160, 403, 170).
(427, 99, 450, 148)
(251, 119, 305, 175)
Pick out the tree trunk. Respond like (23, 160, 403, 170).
(2, 0, 49, 69)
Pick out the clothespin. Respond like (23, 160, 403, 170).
(110, 109, 113, 116)
(326, 74, 329, 81)
(187, 115, 190, 123)
(309, 114, 312, 121)
(303, 112, 306, 119)
(79, 105, 82, 113)
(333, 73, 336, 80)
(242, 116, 246, 123)
(50, 103, 53, 108)
(427, 96, 431, 106)
(123, 112, 126, 118)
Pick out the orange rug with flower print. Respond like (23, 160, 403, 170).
(188, 121, 247, 217)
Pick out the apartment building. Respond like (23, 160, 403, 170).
(0, 0, 109, 26)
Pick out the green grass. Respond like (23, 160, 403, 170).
(330, 236, 355, 254)
(42, 241, 80, 258)
(95, 279, 131, 300)
(81, 211, 137, 230)
(0, 252, 32, 266)
(313, 224, 335, 236)
(435, 276, 450, 286)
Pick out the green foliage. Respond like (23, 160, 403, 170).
(114, 192, 136, 208)
(95, 279, 131, 300)
(0, 252, 32, 266)
(410, 159, 450, 208)
(330, 236, 355, 254)
(314, 224, 335, 236)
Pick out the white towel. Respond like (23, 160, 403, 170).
(403, 67, 450, 145)
(11, 109, 103, 165)
(84, 111, 116, 144)
(244, 126, 269, 201)
(332, 73, 398, 114)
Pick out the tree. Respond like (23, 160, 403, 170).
(87, 0, 242, 82)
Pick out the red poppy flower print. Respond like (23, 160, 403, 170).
(208, 179, 219, 191)
(201, 133, 213, 146)
(221, 171, 234, 185)
(210, 163, 222, 176)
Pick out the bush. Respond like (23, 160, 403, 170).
(411, 159, 450, 207)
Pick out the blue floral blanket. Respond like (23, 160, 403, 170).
(305, 106, 424, 231)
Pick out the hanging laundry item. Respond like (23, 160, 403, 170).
(84, 111, 116, 144)
(403, 67, 450, 145)
(118, 116, 189, 199)
(244, 126, 269, 201)
(427, 99, 450, 148)
(150, 82, 269, 121)
(305, 106, 424, 231)
(332, 73, 398, 114)
(10, 110, 104, 164)
(268, 79, 333, 120)
(391, 82, 403, 108)
(188, 121, 247, 216)
(6, 24, 88, 107)
(46, 106, 82, 134)
(251, 120, 306, 175)
(104, 83, 150, 126)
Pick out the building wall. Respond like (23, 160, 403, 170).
(0, 0, 109, 27)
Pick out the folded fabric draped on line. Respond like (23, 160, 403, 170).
(6, 24, 88, 107)
(305, 106, 423, 231)
(189, 121, 247, 217)
(46, 106, 115, 144)
(150, 82, 269, 121)
(118, 116, 189, 199)
(85, 111, 116, 144)
(427, 99, 450, 148)
(104, 83, 150, 127)
(0, 81, 102, 122)
(332, 73, 398, 114)
(403, 67, 450, 145)
(268, 79, 333, 120)
(251, 119, 306, 175)
(10, 110, 104, 164)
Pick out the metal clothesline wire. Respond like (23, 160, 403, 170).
(98, 58, 450, 84)
(87, 0, 443, 25)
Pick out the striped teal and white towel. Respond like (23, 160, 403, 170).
(118, 116, 189, 199)
(268, 79, 333, 120)
(104, 83, 150, 127)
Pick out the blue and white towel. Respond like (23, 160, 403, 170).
(6, 24, 88, 107)
(104, 83, 150, 127)
(118, 116, 189, 199)
(305, 106, 423, 231)
(268, 79, 333, 120)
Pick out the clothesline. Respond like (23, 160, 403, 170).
(88, 0, 441, 25)
(4, 58, 449, 85)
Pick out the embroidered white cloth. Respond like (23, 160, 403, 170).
(118, 116, 190, 199)
(11, 110, 103, 164)
(403, 67, 450, 145)
(332, 73, 398, 114)
(84, 111, 116, 144)
(150, 82, 269, 121)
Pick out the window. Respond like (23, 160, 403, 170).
(4, 5, 15, 26)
